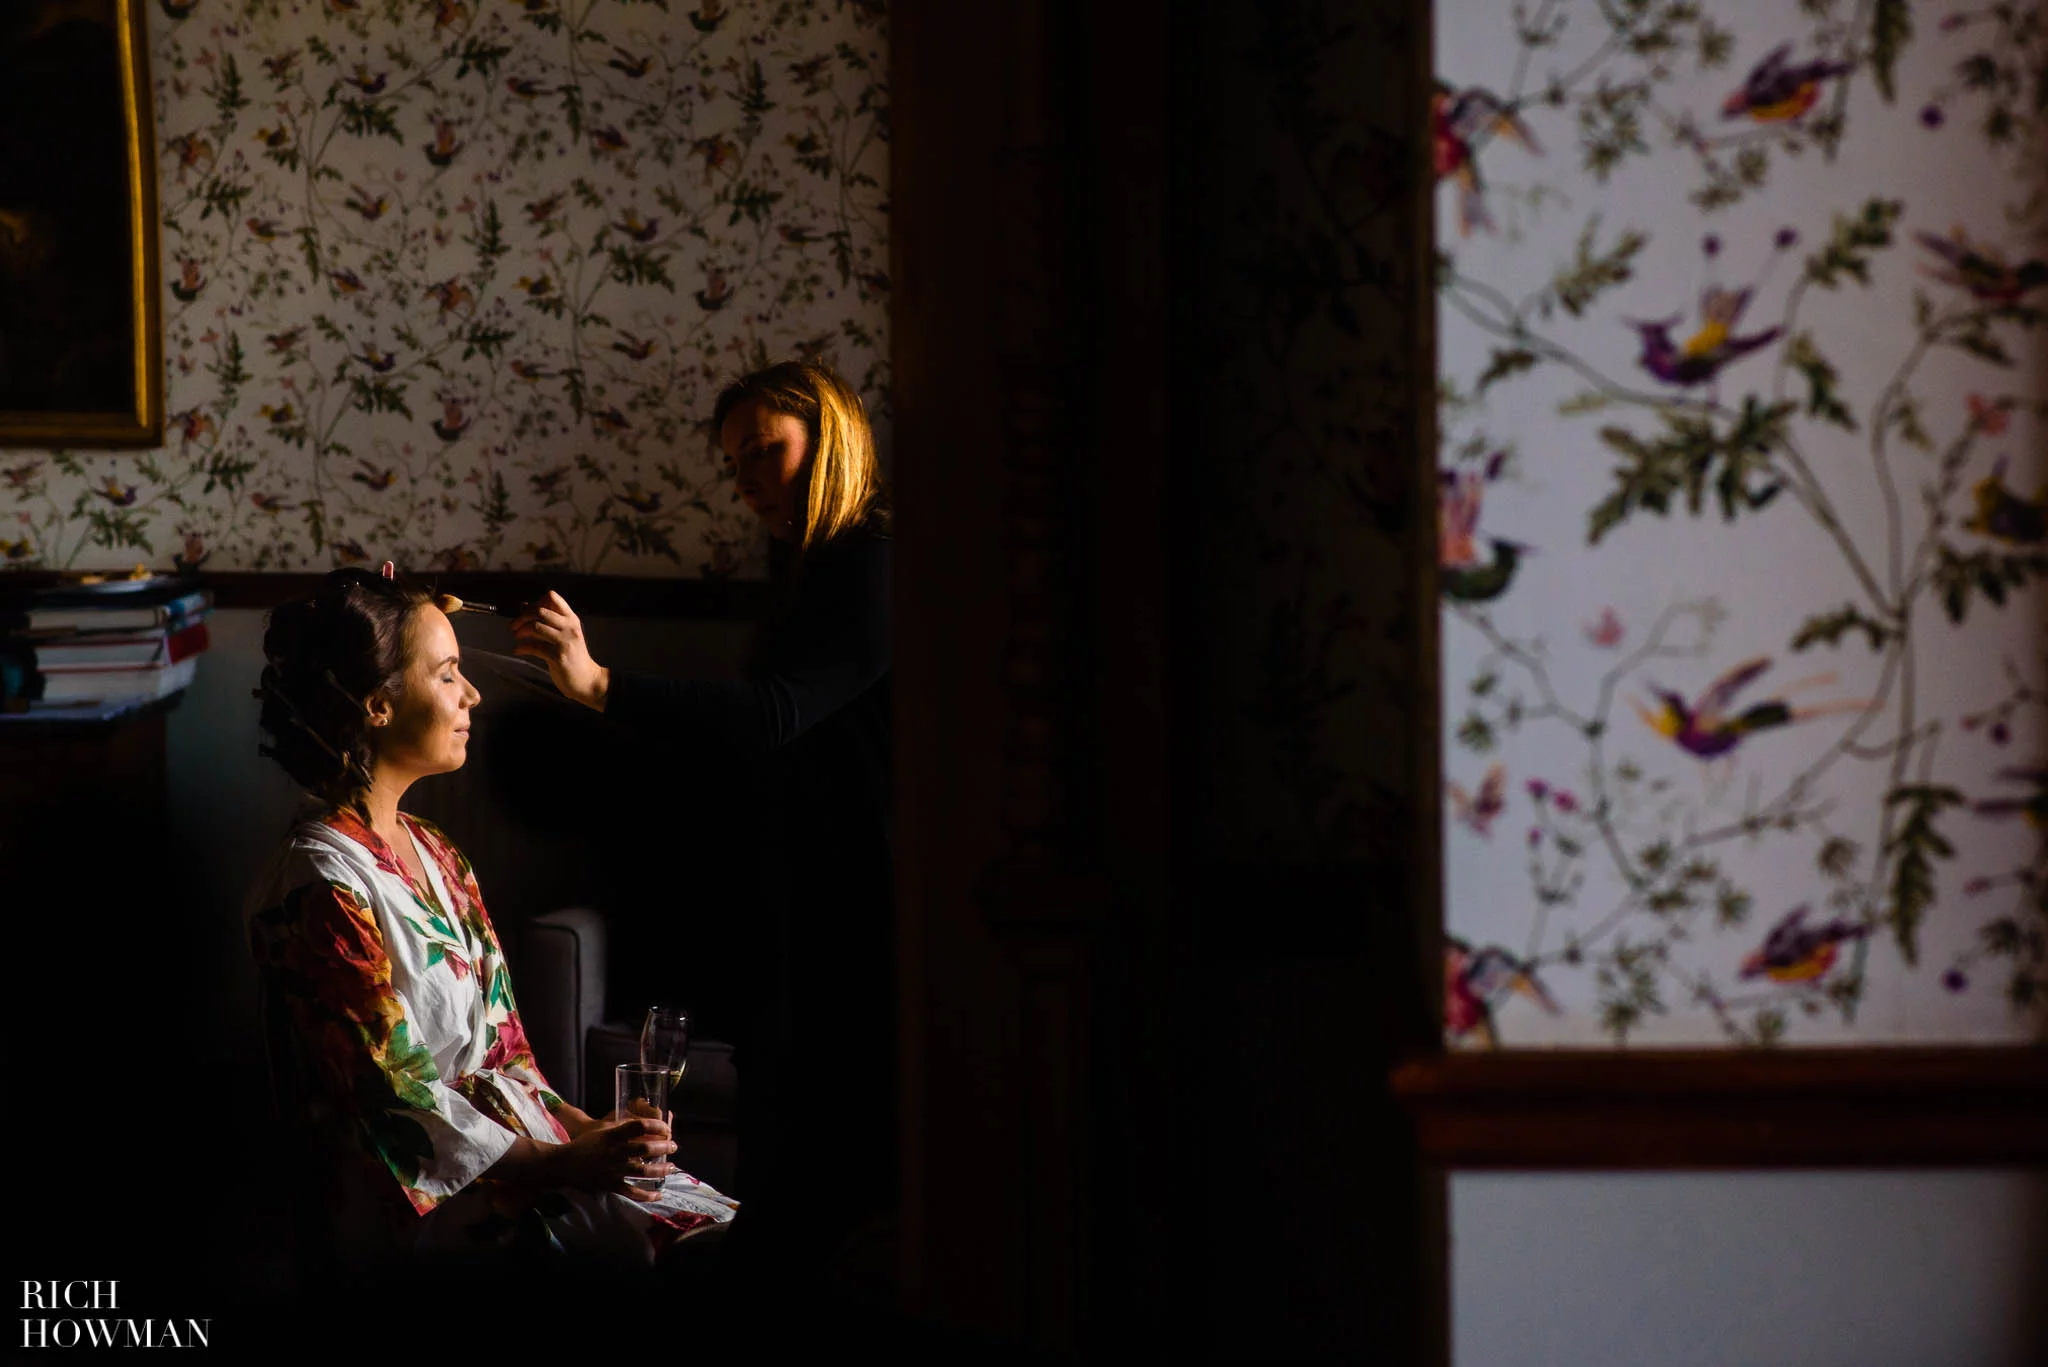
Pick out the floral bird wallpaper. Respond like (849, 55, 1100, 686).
(2, 0, 888, 577)
(1438, 0, 2046, 1046)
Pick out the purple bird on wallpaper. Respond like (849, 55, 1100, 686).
(1739, 905, 1869, 984)
(1633, 657, 1866, 762)
(1964, 458, 2047, 546)
(1720, 44, 1852, 124)
(1630, 286, 1781, 387)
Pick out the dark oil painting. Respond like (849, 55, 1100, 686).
(0, 0, 160, 446)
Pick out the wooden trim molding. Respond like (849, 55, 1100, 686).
(1390, 1048, 2048, 1167)
(197, 571, 773, 618)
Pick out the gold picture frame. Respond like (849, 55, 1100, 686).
(0, 0, 163, 449)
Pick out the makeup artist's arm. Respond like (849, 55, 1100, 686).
(509, 531, 889, 753)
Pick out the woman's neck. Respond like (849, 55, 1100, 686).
(360, 768, 413, 849)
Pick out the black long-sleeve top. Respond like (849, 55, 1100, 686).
(603, 523, 892, 825)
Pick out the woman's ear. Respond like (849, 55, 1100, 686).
(365, 692, 394, 728)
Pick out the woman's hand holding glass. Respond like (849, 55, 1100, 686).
(509, 590, 610, 711)
(546, 1111, 676, 1202)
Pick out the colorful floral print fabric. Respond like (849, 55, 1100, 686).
(247, 805, 735, 1258)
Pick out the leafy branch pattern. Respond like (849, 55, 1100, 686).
(3, 0, 888, 576)
(1439, 0, 2046, 1046)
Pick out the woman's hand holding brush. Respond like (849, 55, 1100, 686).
(509, 591, 611, 712)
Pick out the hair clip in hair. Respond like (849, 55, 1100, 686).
(324, 669, 372, 717)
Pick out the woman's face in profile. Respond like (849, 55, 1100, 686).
(721, 397, 811, 539)
(372, 605, 479, 777)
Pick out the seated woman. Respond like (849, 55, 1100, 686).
(244, 564, 735, 1281)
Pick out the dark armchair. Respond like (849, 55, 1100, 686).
(500, 906, 739, 1194)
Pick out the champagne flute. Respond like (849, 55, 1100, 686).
(640, 1005, 691, 1095)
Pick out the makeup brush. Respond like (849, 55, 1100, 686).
(433, 593, 525, 618)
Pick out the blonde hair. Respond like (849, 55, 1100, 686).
(712, 360, 889, 559)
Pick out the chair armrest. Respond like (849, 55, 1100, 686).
(500, 906, 608, 1111)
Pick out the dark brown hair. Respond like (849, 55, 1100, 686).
(255, 567, 432, 816)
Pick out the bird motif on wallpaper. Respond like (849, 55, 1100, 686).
(617, 482, 663, 515)
(160, 0, 200, 20)
(1630, 286, 1782, 388)
(692, 135, 741, 185)
(171, 409, 216, 448)
(164, 133, 215, 181)
(259, 401, 297, 427)
(1972, 768, 2047, 828)
(0, 537, 34, 562)
(246, 217, 283, 241)
(1913, 227, 2048, 305)
(507, 76, 550, 100)
(608, 47, 652, 79)
(510, 360, 554, 383)
(1447, 762, 1507, 837)
(1738, 905, 1869, 984)
(428, 278, 473, 315)
(255, 125, 292, 156)
(262, 52, 299, 82)
(1964, 458, 2046, 546)
(172, 532, 208, 576)
(610, 331, 658, 361)
(1432, 82, 1541, 237)
(343, 184, 390, 221)
(352, 343, 397, 373)
(345, 66, 388, 96)
(1719, 44, 1851, 123)
(427, 121, 463, 168)
(590, 125, 628, 155)
(1438, 469, 1530, 603)
(779, 223, 823, 245)
(1633, 657, 1867, 763)
(515, 275, 554, 300)
(433, 0, 469, 31)
(94, 477, 137, 508)
(351, 460, 396, 492)
(526, 192, 565, 223)
(695, 266, 732, 312)
(251, 493, 293, 514)
(614, 210, 661, 243)
(333, 539, 370, 565)
(266, 327, 304, 355)
(592, 407, 632, 437)
(1446, 937, 1561, 1050)
(529, 465, 572, 495)
(433, 399, 471, 442)
(329, 267, 366, 295)
(3, 461, 43, 490)
(691, 0, 728, 34)
(171, 257, 205, 303)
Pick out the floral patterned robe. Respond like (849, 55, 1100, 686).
(247, 806, 735, 1263)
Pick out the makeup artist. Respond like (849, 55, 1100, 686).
(508, 360, 893, 1302)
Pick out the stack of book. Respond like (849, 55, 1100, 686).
(2, 573, 213, 716)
